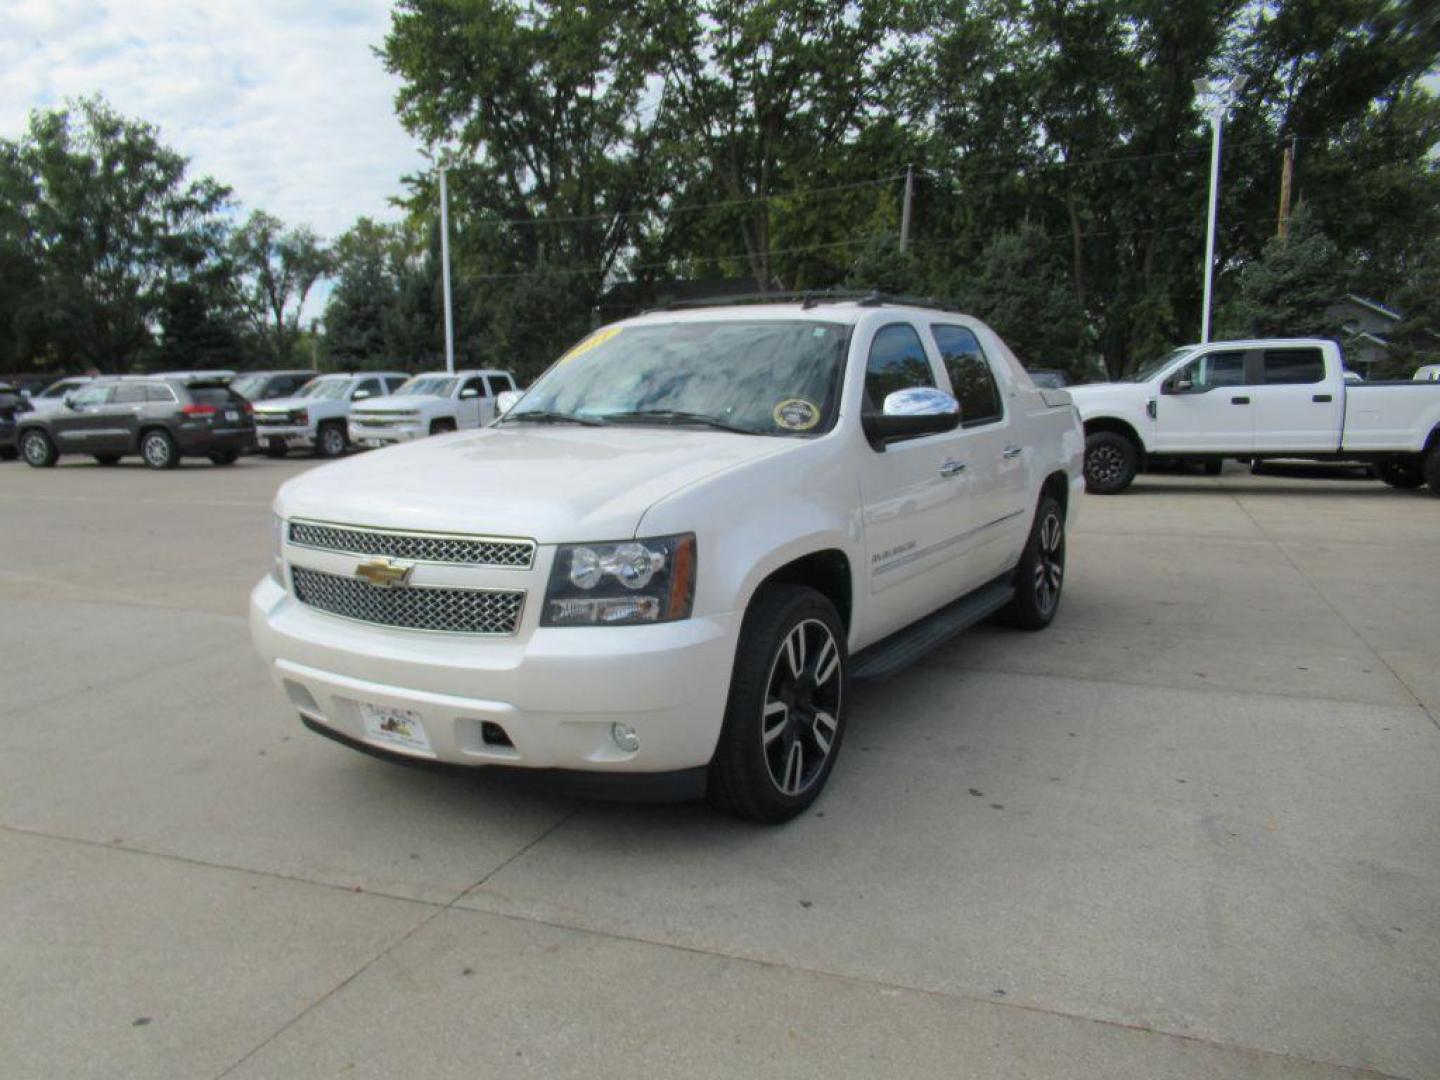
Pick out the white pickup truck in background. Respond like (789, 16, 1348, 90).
(348, 369, 517, 447)
(1068, 338, 1440, 494)
(253, 372, 409, 459)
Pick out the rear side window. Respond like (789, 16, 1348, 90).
(931, 325, 1003, 426)
(462, 377, 488, 398)
(384, 376, 408, 392)
(145, 384, 178, 403)
(112, 383, 148, 404)
(1262, 348, 1325, 385)
(864, 324, 935, 408)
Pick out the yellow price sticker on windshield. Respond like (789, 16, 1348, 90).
(559, 326, 622, 364)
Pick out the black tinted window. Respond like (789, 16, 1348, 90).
(112, 383, 148, 404)
(931, 325, 1002, 426)
(1263, 348, 1325, 385)
(189, 388, 240, 406)
(385, 376, 407, 392)
(865, 324, 935, 408)
(463, 377, 488, 397)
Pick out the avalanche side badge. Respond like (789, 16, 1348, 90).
(773, 398, 820, 431)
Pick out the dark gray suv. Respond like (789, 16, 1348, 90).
(16, 378, 256, 469)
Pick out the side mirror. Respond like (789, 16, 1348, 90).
(63, 394, 77, 409)
(1163, 378, 1194, 395)
(352, 389, 371, 400)
(496, 389, 522, 416)
(862, 387, 961, 447)
(460, 388, 480, 400)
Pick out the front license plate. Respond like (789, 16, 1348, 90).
(359, 703, 432, 753)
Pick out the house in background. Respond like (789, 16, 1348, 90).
(1326, 294, 1440, 377)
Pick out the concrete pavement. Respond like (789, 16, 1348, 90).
(1, 457, 1436, 1079)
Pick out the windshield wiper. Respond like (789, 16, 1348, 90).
(503, 410, 607, 427)
(598, 409, 758, 434)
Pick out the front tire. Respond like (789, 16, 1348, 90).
(20, 429, 57, 468)
(315, 423, 347, 459)
(140, 429, 178, 470)
(1423, 444, 1440, 498)
(1377, 458, 1425, 490)
(1002, 495, 1066, 631)
(708, 585, 848, 824)
(1084, 431, 1138, 494)
(208, 450, 239, 466)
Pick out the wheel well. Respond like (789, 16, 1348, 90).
(1083, 417, 1144, 454)
(1425, 424, 1440, 454)
(1041, 470, 1069, 515)
(137, 424, 171, 446)
(758, 550, 852, 631)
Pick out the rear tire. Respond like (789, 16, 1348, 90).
(315, 423, 347, 459)
(140, 429, 178, 470)
(93, 454, 121, 466)
(20, 429, 56, 468)
(1423, 444, 1440, 497)
(1002, 495, 1066, 631)
(708, 585, 848, 824)
(208, 450, 239, 466)
(1083, 431, 1138, 494)
(1201, 459, 1223, 476)
(1376, 458, 1425, 490)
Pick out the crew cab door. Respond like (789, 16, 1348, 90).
(458, 376, 487, 428)
(1152, 348, 1253, 453)
(1248, 346, 1341, 452)
(857, 321, 990, 641)
(929, 323, 1030, 583)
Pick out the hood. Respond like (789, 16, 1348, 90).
(1064, 380, 1148, 417)
(252, 395, 313, 413)
(351, 393, 439, 413)
(275, 424, 796, 543)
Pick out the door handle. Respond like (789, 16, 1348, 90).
(1001, 445, 1023, 459)
(1230, 396, 1251, 405)
(1313, 394, 1333, 403)
(939, 459, 967, 478)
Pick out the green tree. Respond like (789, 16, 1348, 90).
(0, 96, 232, 372)
(1219, 203, 1346, 337)
(231, 210, 333, 365)
(325, 217, 406, 364)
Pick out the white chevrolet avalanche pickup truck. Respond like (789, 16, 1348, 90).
(348, 369, 518, 448)
(1069, 338, 1440, 494)
(250, 300, 1083, 821)
(253, 372, 409, 459)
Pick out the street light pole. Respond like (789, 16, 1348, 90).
(1194, 75, 1247, 345)
(438, 162, 456, 375)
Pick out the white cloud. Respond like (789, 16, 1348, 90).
(0, 0, 428, 240)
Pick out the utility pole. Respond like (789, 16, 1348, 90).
(1276, 137, 1296, 243)
(438, 162, 456, 375)
(899, 165, 913, 253)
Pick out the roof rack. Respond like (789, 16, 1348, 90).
(648, 289, 968, 314)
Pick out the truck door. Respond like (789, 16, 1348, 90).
(458, 376, 487, 428)
(858, 321, 989, 641)
(1248, 346, 1340, 453)
(1151, 348, 1253, 453)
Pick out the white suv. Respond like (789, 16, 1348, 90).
(252, 372, 408, 459)
(348, 369, 517, 447)
(251, 300, 1082, 821)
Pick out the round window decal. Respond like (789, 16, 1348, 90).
(773, 399, 820, 431)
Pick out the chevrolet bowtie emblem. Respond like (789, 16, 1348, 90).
(354, 558, 415, 589)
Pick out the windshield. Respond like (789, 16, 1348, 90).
(297, 378, 350, 400)
(230, 375, 266, 399)
(1127, 347, 1195, 383)
(396, 376, 457, 397)
(508, 320, 851, 435)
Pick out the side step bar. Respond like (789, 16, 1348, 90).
(850, 578, 1015, 681)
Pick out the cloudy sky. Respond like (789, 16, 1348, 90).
(0, 0, 426, 239)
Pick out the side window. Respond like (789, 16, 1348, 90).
(1175, 350, 1246, 391)
(463, 377, 488, 398)
(352, 378, 381, 399)
(146, 384, 178, 404)
(385, 376, 407, 392)
(72, 384, 113, 406)
(485, 375, 511, 396)
(1262, 348, 1325, 385)
(931, 325, 1003, 426)
(112, 383, 148, 405)
(864, 323, 935, 409)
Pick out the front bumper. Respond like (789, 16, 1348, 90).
(249, 574, 740, 775)
(254, 423, 314, 449)
(348, 421, 426, 447)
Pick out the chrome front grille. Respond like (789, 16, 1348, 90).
(291, 566, 524, 635)
(288, 520, 535, 568)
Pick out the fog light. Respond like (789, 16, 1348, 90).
(611, 723, 640, 752)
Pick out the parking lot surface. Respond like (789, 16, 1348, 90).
(2, 457, 1437, 1079)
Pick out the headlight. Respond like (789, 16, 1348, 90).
(290, 408, 309, 424)
(269, 514, 285, 586)
(543, 534, 696, 626)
